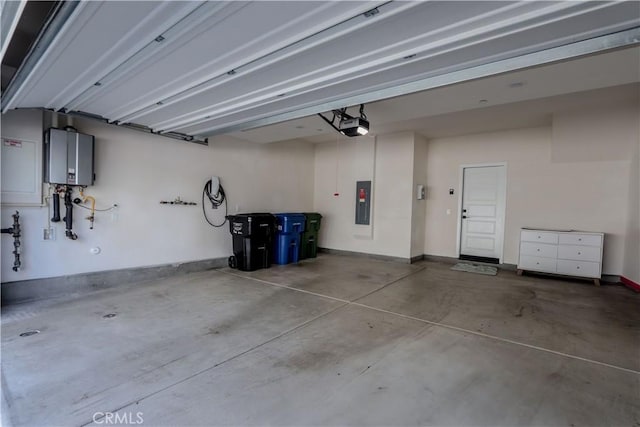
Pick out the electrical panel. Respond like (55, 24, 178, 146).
(355, 181, 371, 225)
(44, 128, 95, 186)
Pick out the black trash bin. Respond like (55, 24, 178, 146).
(299, 213, 322, 260)
(227, 213, 276, 271)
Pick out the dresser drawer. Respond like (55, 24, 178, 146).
(557, 245, 601, 262)
(558, 233, 602, 247)
(519, 255, 557, 273)
(521, 231, 559, 245)
(556, 259, 600, 278)
(520, 242, 558, 258)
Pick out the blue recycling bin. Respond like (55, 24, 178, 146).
(273, 213, 306, 264)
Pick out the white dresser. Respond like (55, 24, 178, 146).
(517, 228, 604, 286)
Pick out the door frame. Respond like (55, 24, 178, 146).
(455, 162, 508, 264)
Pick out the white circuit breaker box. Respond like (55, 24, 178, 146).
(1, 109, 44, 206)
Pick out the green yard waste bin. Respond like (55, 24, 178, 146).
(299, 213, 322, 260)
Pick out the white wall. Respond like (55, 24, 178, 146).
(623, 135, 639, 283)
(3, 91, 637, 281)
(411, 134, 428, 259)
(1, 113, 315, 282)
(422, 96, 639, 275)
(314, 132, 415, 259)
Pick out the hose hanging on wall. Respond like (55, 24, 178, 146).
(202, 178, 227, 228)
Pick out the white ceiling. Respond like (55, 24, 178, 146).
(3, 1, 639, 142)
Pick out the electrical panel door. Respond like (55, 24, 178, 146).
(355, 181, 371, 225)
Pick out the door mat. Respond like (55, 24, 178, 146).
(451, 262, 498, 276)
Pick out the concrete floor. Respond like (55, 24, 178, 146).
(2, 254, 639, 426)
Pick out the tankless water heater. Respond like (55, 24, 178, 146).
(44, 128, 95, 186)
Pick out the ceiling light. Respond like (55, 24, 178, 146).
(339, 117, 369, 136)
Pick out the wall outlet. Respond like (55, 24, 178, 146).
(43, 227, 56, 241)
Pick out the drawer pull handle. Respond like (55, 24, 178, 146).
(576, 266, 580, 269)
(536, 262, 540, 265)
(578, 252, 581, 255)
(537, 249, 540, 251)
(538, 236, 541, 239)
(578, 238, 582, 241)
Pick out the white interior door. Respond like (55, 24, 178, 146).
(459, 165, 506, 262)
